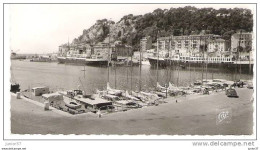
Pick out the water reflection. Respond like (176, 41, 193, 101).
(11, 60, 253, 94)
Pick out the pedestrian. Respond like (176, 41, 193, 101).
(97, 110, 101, 118)
(176, 100, 178, 103)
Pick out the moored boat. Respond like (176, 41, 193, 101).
(57, 56, 108, 66)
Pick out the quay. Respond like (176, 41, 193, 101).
(11, 87, 253, 135)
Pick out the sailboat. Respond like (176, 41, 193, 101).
(106, 82, 123, 96)
(124, 90, 140, 101)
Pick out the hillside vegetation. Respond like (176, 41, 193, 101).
(70, 6, 253, 51)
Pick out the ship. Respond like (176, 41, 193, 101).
(11, 50, 26, 60)
(148, 54, 253, 73)
(30, 55, 57, 62)
(57, 55, 108, 66)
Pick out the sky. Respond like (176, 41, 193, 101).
(8, 4, 255, 54)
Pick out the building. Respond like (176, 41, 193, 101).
(58, 41, 133, 60)
(92, 42, 111, 59)
(31, 87, 49, 96)
(231, 32, 252, 52)
(140, 36, 152, 52)
(114, 44, 132, 57)
(59, 43, 91, 57)
(207, 39, 228, 57)
(231, 32, 252, 60)
(58, 44, 69, 56)
(92, 42, 132, 60)
(156, 34, 221, 57)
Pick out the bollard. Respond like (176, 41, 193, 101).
(16, 92, 21, 99)
(44, 101, 49, 111)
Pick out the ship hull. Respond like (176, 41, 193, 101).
(148, 57, 253, 74)
(11, 56, 26, 60)
(148, 57, 167, 68)
(57, 57, 108, 67)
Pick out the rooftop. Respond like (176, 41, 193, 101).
(74, 95, 111, 105)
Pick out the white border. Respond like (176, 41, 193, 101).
(1, 0, 258, 144)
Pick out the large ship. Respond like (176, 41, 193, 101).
(57, 55, 108, 66)
(148, 54, 253, 73)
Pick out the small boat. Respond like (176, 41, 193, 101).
(194, 80, 202, 86)
(63, 96, 81, 109)
(180, 65, 186, 69)
(124, 90, 140, 101)
(106, 83, 123, 96)
(131, 91, 148, 101)
(101, 94, 119, 101)
(140, 91, 160, 101)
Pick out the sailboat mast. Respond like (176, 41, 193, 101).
(188, 36, 191, 86)
(139, 47, 142, 92)
(114, 47, 117, 89)
(130, 49, 133, 94)
(239, 30, 242, 80)
(107, 34, 110, 84)
(168, 36, 172, 84)
(201, 36, 204, 84)
(126, 47, 129, 86)
(156, 31, 159, 83)
(205, 37, 208, 82)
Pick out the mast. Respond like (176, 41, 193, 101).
(139, 46, 142, 92)
(126, 46, 129, 86)
(81, 66, 86, 78)
(114, 46, 117, 89)
(201, 36, 204, 84)
(192, 36, 196, 81)
(205, 37, 208, 82)
(156, 31, 159, 84)
(188, 36, 191, 86)
(239, 30, 242, 80)
(168, 36, 172, 84)
(130, 48, 133, 94)
(107, 34, 110, 85)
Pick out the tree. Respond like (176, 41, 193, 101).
(237, 46, 244, 53)
(245, 45, 252, 53)
(117, 31, 122, 37)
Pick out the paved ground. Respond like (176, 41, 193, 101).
(11, 88, 254, 135)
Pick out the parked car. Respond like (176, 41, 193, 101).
(203, 88, 209, 95)
(225, 89, 239, 98)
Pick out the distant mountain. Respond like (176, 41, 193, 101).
(70, 6, 253, 51)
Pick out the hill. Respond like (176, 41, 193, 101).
(70, 6, 253, 51)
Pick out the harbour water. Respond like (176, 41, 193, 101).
(11, 60, 253, 94)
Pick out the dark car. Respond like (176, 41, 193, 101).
(225, 89, 239, 98)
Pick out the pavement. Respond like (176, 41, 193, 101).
(11, 88, 254, 135)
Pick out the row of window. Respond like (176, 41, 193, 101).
(179, 57, 231, 62)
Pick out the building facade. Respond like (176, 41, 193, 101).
(231, 32, 252, 52)
(231, 32, 252, 60)
(156, 34, 221, 57)
(140, 36, 152, 52)
(58, 41, 132, 60)
(207, 39, 228, 57)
